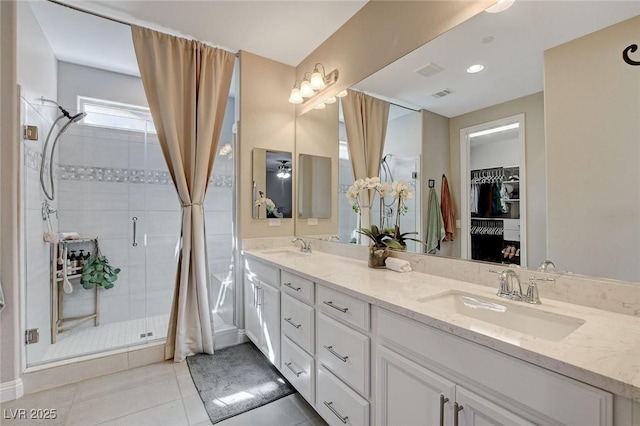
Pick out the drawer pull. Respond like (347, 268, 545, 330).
(454, 402, 463, 426)
(284, 361, 303, 377)
(323, 300, 349, 313)
(284, 317, 301, 329)
(323, 345, 348, 362)
(439, 395, 449, 426)
(283, 282, 301, 291)
(323, 401, 348, 424)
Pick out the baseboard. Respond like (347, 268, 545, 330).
(214, 326, 248, 350)
(0, 378, 24, 403)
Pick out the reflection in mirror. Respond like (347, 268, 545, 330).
(252, 149, 292, 219)
(338, 105, 423, 248)
(327, 1, 640, 283)
(298, 154, 332, 219)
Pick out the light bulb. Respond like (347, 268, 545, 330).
(485, 0, 515, 13)
(300, 81, 315, 98)
(466, 64, 485, 74)
(336, 90, 348, 98)
(310, 70, 326, 90)
(315, 102, 326, 110)
(288, 87, 303, 104)
(325, 96, 337, 104)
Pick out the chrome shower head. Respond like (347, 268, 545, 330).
(71, 112, 87, 123)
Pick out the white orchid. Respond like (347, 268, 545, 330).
(378, 182, 392, 197)
(255, 192, 276, 213)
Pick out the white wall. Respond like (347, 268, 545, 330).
(384, 109, 422, 157)
(545, 16, 640, 283)
(470, 137, 520, 170)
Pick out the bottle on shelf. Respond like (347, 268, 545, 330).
(69, 251, 78, 271)
(78, 249, 85, 273)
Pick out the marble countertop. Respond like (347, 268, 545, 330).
(243, 247, 640, 400)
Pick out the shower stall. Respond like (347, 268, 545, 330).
(21, 93, 237, 367)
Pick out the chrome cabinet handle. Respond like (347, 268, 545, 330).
(256, 287, 262, 306)
(284, 361, 303, 377)
(454, 402, 463, 426)
(323, 300, 348, 313)
(132, 217, 138, 247)
(284, 317, 301, 329)
(283, 282, 301, 291)
(253, 286, 258, 308)
(323, 401, 348, 424)
(323, 345, 348, 362)
(439, 395, 449, 426)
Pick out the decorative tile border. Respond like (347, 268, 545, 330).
(58, 164, 233, 187)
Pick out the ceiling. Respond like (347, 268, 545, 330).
(354, 1, 640, 118)
(29, 0, 367, 78)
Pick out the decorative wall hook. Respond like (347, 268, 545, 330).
(623, 44, 640, 66)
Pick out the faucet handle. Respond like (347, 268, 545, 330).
(525, 277, 554, 304)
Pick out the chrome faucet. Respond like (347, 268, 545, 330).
(495, 269, 523, 301)
(525, 276, 555, 305)
(42, 199, 58, 220)
(538, 260, 556, 273)
(292, 238, 312, 253)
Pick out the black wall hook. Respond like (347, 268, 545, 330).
(623, 44, 640, 66)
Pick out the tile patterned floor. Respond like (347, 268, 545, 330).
(2, 361, 327, 426)
(42, 315, 170, 362)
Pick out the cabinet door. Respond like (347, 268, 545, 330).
(259, 282, 280, 367)
(456, 387, 536, 426)
(244, 274, 261, 347)
(376, 345, 456, 426)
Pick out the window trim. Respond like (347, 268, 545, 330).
(77, 96, 155, 133)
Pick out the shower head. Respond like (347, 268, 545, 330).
(71, 112, 87, 123)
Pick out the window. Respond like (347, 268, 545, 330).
(78, 96, 155, 133)
(339, 140, 349, 160)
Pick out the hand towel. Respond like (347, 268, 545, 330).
(440, 174, 455, 242)
(385, 257, 412, 272)
(426, 187, 445, 254)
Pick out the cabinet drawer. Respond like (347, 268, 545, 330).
(245, 257, 279, 287)
(504, 229, 520, 241)
(281, 270, 314, 304)
(503, 219, 520, 231)
(317, 285, 370, 330)
(281, 293, 314, 354)
(317, 312, 369, 396)
(317, 365, 369, 426)
(281, 335, 314, 404)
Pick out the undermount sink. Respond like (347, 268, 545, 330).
(418, 291, 585, 341)
(262, 249, 312, 258)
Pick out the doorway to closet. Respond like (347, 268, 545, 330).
(459, 114, 527, 267)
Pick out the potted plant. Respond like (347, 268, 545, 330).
(346, 177, 419, 267)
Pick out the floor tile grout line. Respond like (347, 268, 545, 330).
(91, 396, 186, 426)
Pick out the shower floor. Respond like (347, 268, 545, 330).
(40, 312, 233, 363)
(42, 314, 170, 362)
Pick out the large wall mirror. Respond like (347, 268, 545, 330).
(252, 149, 293, 219)
(298, 154, 332, 219)
(301, 1, 640, 284)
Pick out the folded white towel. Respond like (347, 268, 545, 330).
(385, 257, 412, 273)
(59, 232, 80, 240)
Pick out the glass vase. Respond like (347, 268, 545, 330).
(368, 246, 390, 268)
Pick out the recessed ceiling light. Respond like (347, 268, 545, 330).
(466, 64, 485, 74)
(485, 0, 515, 13)
(481, 36, 494, 44)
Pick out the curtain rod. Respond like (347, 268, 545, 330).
(46, 0, 240, 57)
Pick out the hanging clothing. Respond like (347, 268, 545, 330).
(426, 188, 445, 254)
(470, 182, 479, 214)
(440, 175, 455, 242)
(0, 278, 5, 313)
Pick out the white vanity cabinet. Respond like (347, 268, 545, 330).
(375, 307, 613, 426)
(243, 258, 280, 367)
(279, 270, 316, 404)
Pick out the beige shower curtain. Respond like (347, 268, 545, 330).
(131, 26, 235, 362)
(341, 90, 390, 230)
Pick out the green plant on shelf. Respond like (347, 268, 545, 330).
(80, 254, 121, 290)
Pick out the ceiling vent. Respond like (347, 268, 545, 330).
(431, 88, 455, 99)
(415, 62, 444, 78)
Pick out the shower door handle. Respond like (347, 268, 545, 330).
(132, 217, 138, 247)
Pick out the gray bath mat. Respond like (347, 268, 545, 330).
(187, 342, 295, 424)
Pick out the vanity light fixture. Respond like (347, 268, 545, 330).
(325, 96, 337, 104)
(336, 90, 348, 98)
(315, 103, 326, 110)
(486, 0, 515, 13)
(467, 64, 485, 74)
(288, 63, 339, 106)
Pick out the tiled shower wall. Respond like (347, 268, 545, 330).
(22, 100, 59, 364)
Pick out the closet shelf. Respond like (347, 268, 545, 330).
(504, 199, 520, 202)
